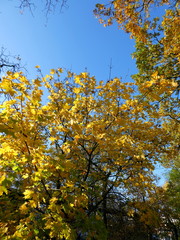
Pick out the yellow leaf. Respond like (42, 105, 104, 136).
(24, 189, 34, 199)
(19, 203, 28, 213)
(58, 68, 63, 73)
(66, 181, 74, 187)
(50, 69, 56, 74)
(0, 173, 6, 184)
(74, 75, 81, 84)
(49, 136, 57, 142)
(0, 186, 8, 196)
(74, 135, 80, 141)
(13, 72, 19, 79)
(34, 79, 42, 86)
(80, 72, 88, 78)
(63, 103, 70, 110)
(50, 197, 58, 203)
(73, 87, 81, 94)
(29, 200, 37, 208)
(22, 173, 29, 179)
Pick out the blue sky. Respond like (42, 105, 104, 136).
(0, 0, 168, 185)
(0, 0, 137, 81)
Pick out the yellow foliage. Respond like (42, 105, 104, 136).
(0, 69, 178, 239)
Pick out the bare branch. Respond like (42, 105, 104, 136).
(0, 47, 26, 75)
(17, 0, 68, 16)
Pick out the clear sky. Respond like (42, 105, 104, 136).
(0, 0, 168, 185)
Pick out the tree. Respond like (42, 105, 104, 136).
(95, 1, 180, 100)
(95, 0, 180, 193)
(0, 0, 179, 239)
(94, 1, 179, 38)
(163, 167, 180, 240)
(0, 68, 177, 239)
(129, 166, 180, 240)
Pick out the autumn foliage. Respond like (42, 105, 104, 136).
(0, 0, 180, 239)
(0, 68, 178, 239)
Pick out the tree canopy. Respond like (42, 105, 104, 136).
(0, 0, 179, 239)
